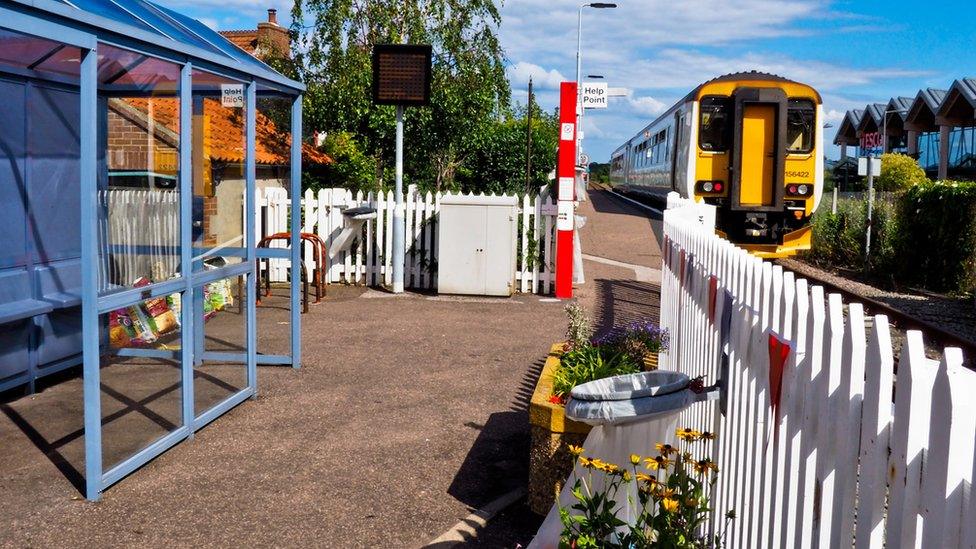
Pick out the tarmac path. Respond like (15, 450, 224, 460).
(0, 186, 663, 548)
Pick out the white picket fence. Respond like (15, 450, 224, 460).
(659, 193, 975, 548)
(256, 187, 560, 294)
(98, 188, 180, 292)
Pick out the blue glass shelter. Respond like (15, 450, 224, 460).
(0, 0, 304, 500)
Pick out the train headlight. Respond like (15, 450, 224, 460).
(702, 181, 714, 192)
(788, 184, 798, 195)
(798, 184, 809, 196)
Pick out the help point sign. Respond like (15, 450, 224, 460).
(582, 82, 608, 109)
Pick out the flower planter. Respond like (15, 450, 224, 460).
(528, 343, 593, 515)
(528, 344, 661, 515)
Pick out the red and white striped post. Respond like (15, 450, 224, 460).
(555, 81, 578, 299)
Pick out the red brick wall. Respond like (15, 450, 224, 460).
(107, 109, 178, 172)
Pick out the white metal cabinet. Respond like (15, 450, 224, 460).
(437, 194, 517, 296)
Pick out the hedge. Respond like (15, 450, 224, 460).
(897, 181, 976, 294)
(806, 181, 976, 295)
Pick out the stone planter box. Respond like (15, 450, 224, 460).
(527, 344, 660, 515)
(528, 343, 592, 515)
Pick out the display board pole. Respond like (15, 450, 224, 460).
(393, 104, 405, 293)
(555, 82, 578, 299)
(865, 154, 874, 260)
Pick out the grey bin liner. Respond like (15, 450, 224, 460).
(570, 370, 688, 401)
(565, 371, 716, 426)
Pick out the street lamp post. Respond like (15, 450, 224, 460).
(576, 3, 616, 166)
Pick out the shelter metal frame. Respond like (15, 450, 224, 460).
(1, 0, 304, 500)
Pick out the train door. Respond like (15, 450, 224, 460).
(739, 105, 776, 206)
(732, 88, 787, 212)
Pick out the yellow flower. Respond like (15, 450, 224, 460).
(694, 458, 719, 475)
(655, 443, 677, 456)
(700, 431, 716, 441)
(658, 487, 676, 499)
(676, 427, 702, 441)
(684, 496, 698, 508)
(662, 498, 679, 513)
(622, 471, 633, 482)
(630, 453, 641, 465)
(579, 457, 593, 468)
(644, 456, 673, 471)
(567, 444, 584, 457)
(590, 458, 606, 470)
(682, 451, 693, 462)
(636, 473, 657, 485)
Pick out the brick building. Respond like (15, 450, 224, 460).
(219, 9, 290, 60)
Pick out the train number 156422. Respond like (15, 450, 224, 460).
(786, 170, 811, 179)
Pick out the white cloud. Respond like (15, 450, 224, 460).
(506, 61, 568, 90)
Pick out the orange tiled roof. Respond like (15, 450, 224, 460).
(120, 98, 331, 166)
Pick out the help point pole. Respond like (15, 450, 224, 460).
(555, 82, 577, 299)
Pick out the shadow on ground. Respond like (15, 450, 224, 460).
(440, 355, 547, 547)
(592, 278, 662, 338)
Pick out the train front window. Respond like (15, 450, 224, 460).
(699, 97, 732, 152)
(787, 99, 816, 153)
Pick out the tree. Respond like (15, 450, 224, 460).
(289, 0, 509, 192)
(457, 101, 559, 195)
(876, 153, 928, 191)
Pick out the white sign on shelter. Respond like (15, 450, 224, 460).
(582, 82, 608, 109)
(221, 84, 245, 108)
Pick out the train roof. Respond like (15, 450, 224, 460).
(613, 71, 821, 159)
(683, 71, 822, 103)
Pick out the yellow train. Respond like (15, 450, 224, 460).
(609, 71, 823, 258)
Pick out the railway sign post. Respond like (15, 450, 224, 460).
(556, 81, 578, 299)
(372, 44, 433, 293)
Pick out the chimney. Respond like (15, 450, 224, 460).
(267, 8, 278, 25)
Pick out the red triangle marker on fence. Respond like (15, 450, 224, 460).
(768, 333, 792, 443)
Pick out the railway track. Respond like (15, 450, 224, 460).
(775, 259, 976, 365)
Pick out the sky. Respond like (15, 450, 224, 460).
(158, 0, 976, 162)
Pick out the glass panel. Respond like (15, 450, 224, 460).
(191, 69, 247, 274)
(0, 27, 81, 79)
(194, 274, 248, 415)
(154, 4, 274, 72)
(100, 292, 184, 471)
(97, 43, 181, 295)
(111, 0, 227, 57)
(787, 99, 815, 153)
(256, 91, 296, 357)
(65, 0, 158, 35)
(699, 97, 732, 152)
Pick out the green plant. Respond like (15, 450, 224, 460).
(876, 153, 928, 191)
(897, 180, 976, 294)
(565, 303, 593, 350)
(552, 346, 641, 399)
(559, 428, 733, 548)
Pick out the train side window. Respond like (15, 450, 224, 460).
(787, 99, 816, 153)
(699, 97, 732, 152)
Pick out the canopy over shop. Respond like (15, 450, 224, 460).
(0, 0, 304, 500)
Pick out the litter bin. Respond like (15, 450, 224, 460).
(529, 371, 720, 548)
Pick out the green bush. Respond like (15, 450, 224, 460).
(897, 181, 976, 294)
(876, 153, 927, 191)
(551, 345, 641, 399)
(806, 197, 900, 276)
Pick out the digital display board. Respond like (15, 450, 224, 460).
(372, 44, 432, 106)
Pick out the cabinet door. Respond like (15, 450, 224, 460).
(438, 205, 487, 295)
(484, 206, 515, 296)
